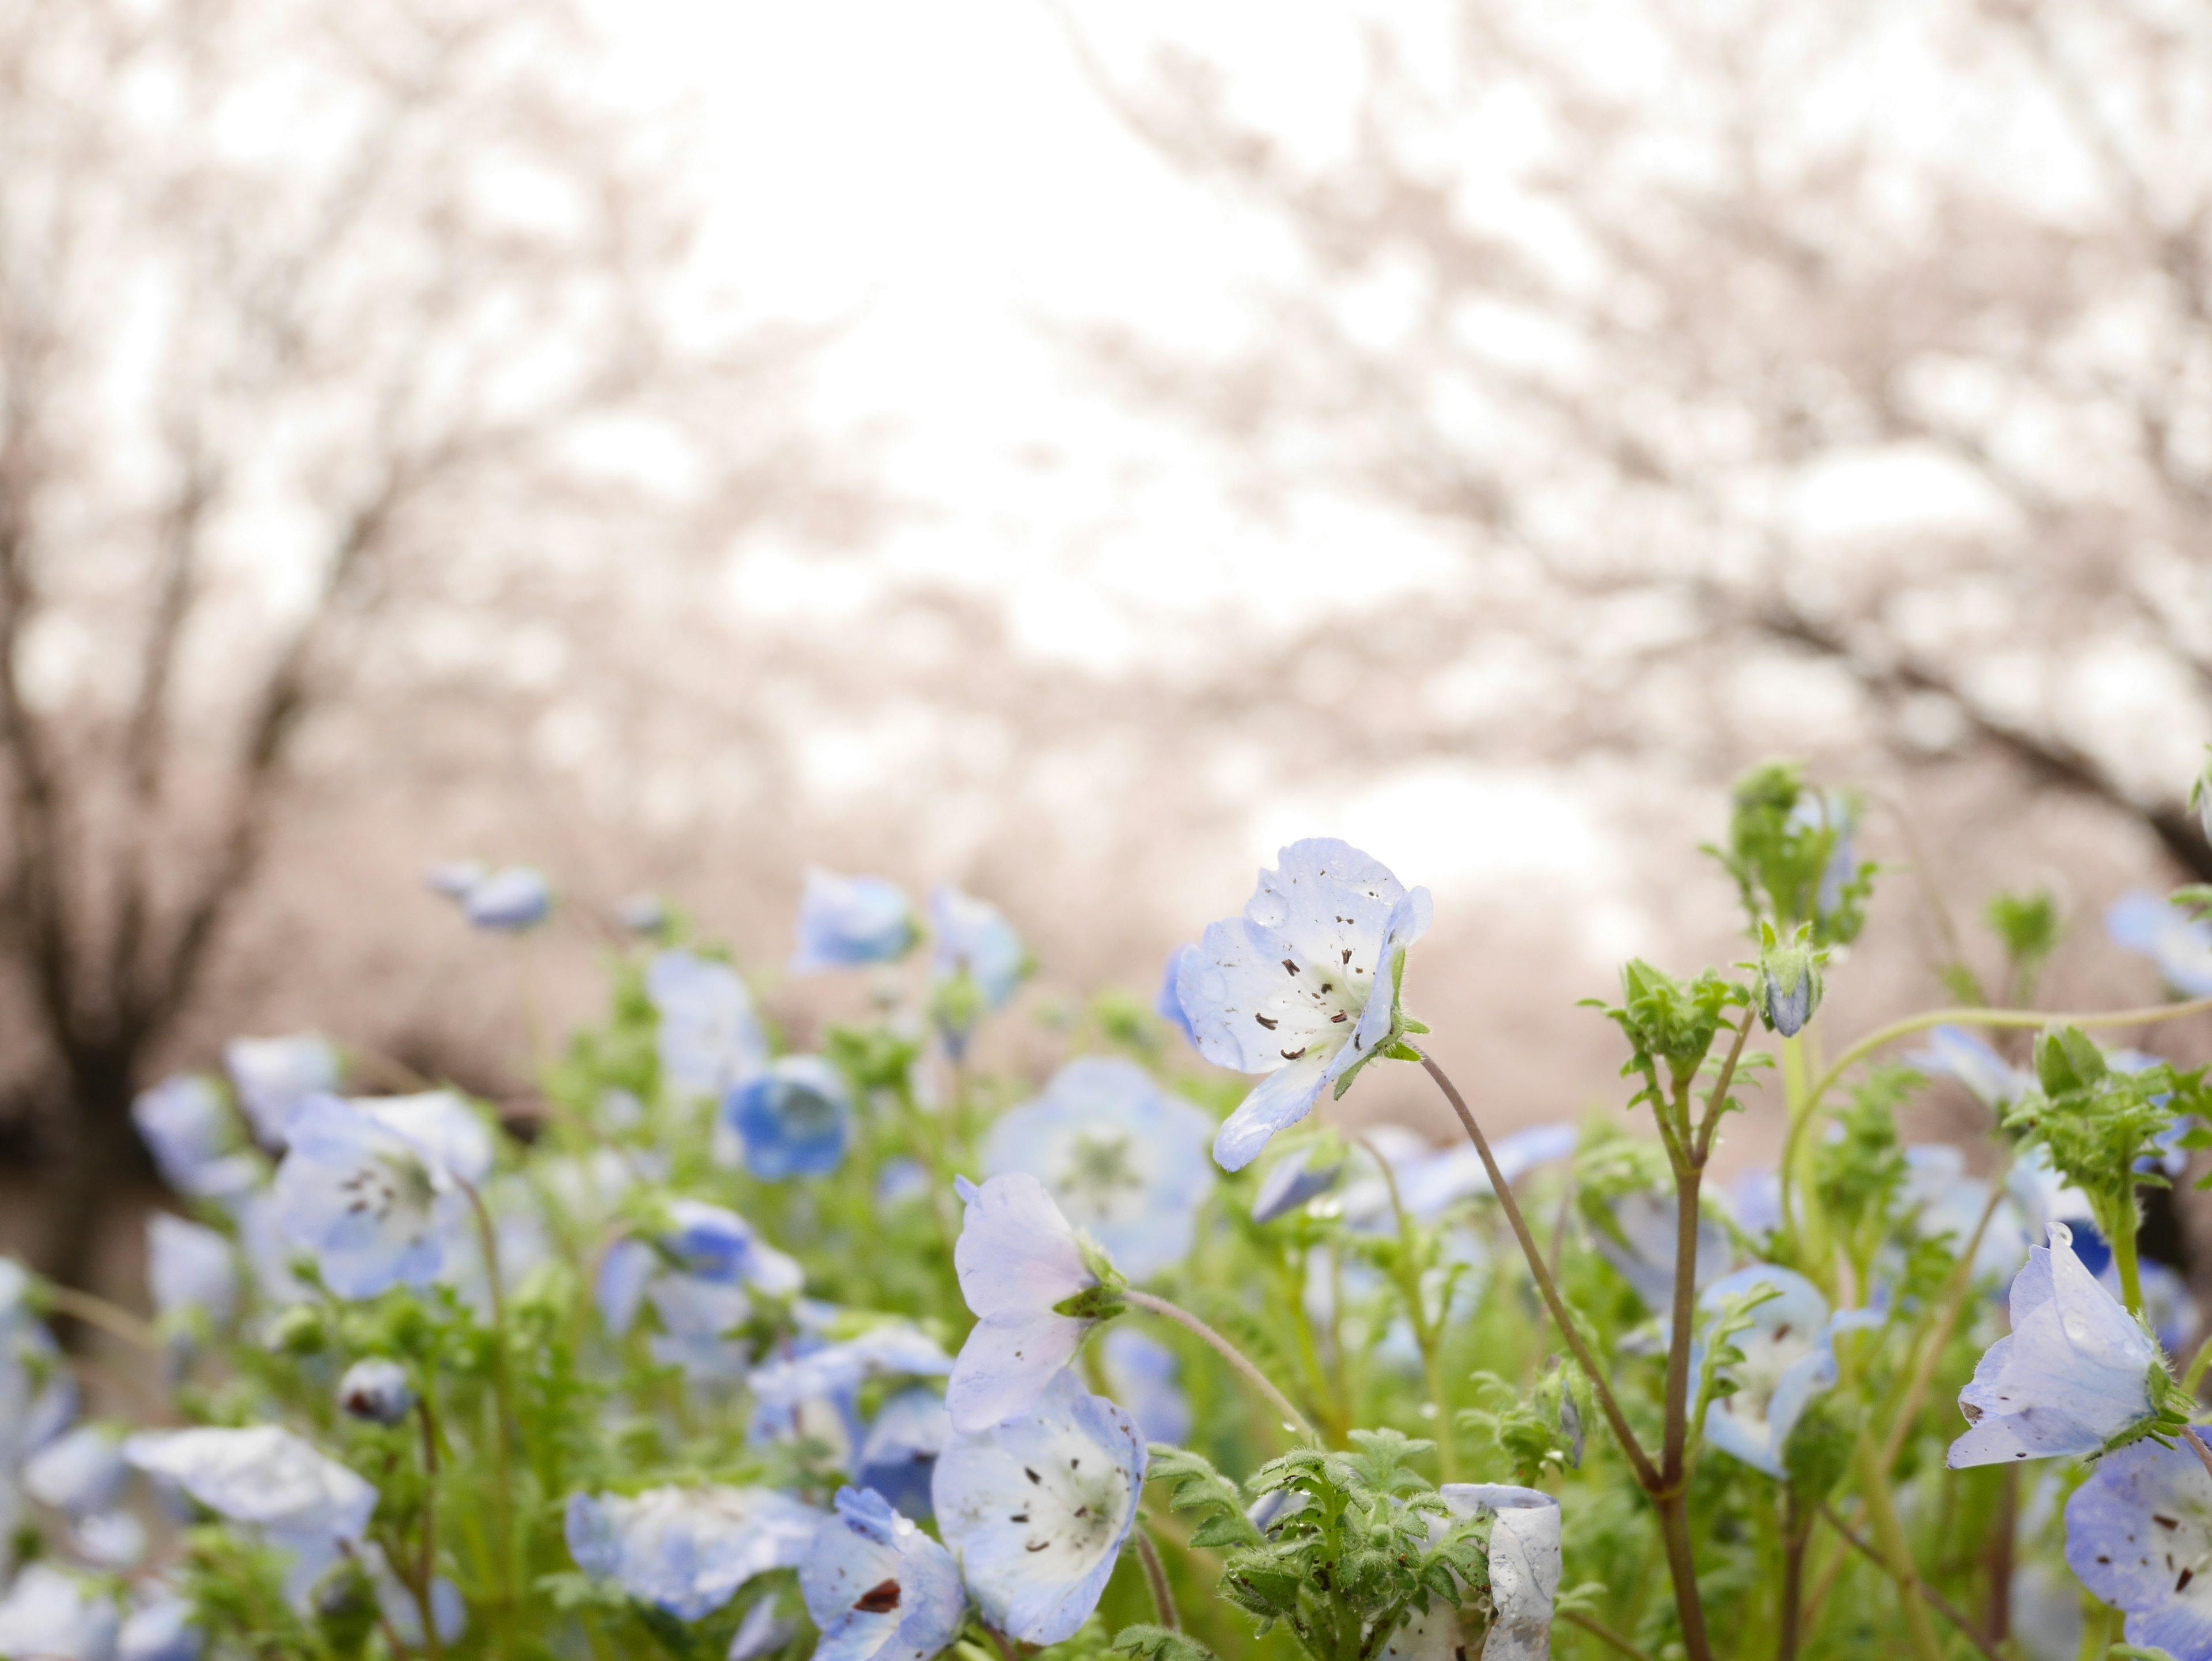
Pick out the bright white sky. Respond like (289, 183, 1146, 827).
(599, 0, 1464, 674)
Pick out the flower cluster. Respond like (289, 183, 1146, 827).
(13, 773, 2212, 1661)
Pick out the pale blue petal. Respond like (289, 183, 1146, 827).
(2066, 1434, 2212, 1659)
(791, 871, 916, 974)
(1213, 1054, 1331, 1172)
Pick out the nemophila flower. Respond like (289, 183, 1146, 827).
(2065, 1431, 2212, 1657)
(24, 1425, 127, 1516)
(131, 1074, 260, 1201)
(858, 1390, 953, 1522)
(0, 1564, 119, 1661)
(463, 864, 551, 931)
(1, 1261, 77, 1472)
(1753, 921, 1825, 1039)
(1250, 1144, 1346, 1224)
(1176, 838, 1435, 1172)
(235, 1191, 309, 1307)
(728, 1594, 801, 1661)
(222, 1034, 342, 1148)
(615, 892, 671, 936)
(563, 1485, 824, 1621)
(1099, 1326, 1191, 1445)
(1367, 1125, 1578, 1226)
(125, 1426, 377, 1605)
(1911, 1026, 2030, 1111)
(146, 1213, 238, 1329)
(74, 1509, 148, 1571)
(930, 887, 1027, 1057)
(1593, 1191, 1730, 1315)
(800, 1487, 966, 1661)
(726, 1057, 855, 1181)
(1154, 945, 1200, 1047)
(1691, 1267, 1843, 1478)
(647, 950, 769, 1103)
(946, 1174, 1121, 1433)
(748, 1325, 952, 1412)
(272, 1092, 493, 1300)
(1898, 1146, 2030, 1286)
(791, 869, 918, 973)
(1948, 1223, 2170, 1467)
(982, 1058, 1213, 1278)
(2109, 890, 2212, 997)
(117, 1596, 199, 1661)
(599, 1201, 803, 1381)
(338, 1360, 415, 1426)
(1437, 1485, 1563, 1661)
(931, 1368, 1146, 1645)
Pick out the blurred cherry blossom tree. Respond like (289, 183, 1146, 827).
(0, 0, 875, 1281)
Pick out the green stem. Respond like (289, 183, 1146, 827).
(1122, 1290, 1316, 1444)
(459, 1181, 521, 1640)
(2182, 1329, 2212, 1394)
(2112, 1211, 2145, 1315)
(416, 1393, 446, 1661)
(1851, 1434, 1945, 1661)
(1134, 1527, 1180, 1632)
(37, 1283, 162, 1353)
(1355, 1134, 1456, 1480)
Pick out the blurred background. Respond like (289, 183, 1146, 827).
(2, 0, 2210, 1299)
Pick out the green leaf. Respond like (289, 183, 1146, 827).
(1111, 1626, 1220, 1661)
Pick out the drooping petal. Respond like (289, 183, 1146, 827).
(1213, 1053, 1333, 1173)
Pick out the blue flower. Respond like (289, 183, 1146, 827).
(131, 1075, 261, 1200)
(1176, 839, 1434, 1172)
(1435, 1485, 1562, 1661)
(124, 1426, 377, 1606)
(1099, 1327, 1191, 1445)
(1249, 1144, 1345, 1224)
(726, 1058, 855, 1181)
(616, 892, 671, 936)
(271, 1092, 494, 1300)
(800, 1488, 966, 1661)
(2065, 1431, 2212, 1658)
(145, 1213, 237, 1330)
(982, 1058, 1214, 1278)
(792, 870, 918, 974)
(946, 1174, 1114, 1433)
(647, 951, 769, 1103)
(1948, 1223, 2164, 1467)
(2109, 890, 2212, 997)
(2, 1262, 78, 1472)
(932, 1369, 1146, 1645)
(1786, 789, 1858, 925)
(597, 1201, 804, 1381)
(930, 888, 1027, 1057)
(222, 1035, 343, 1149)
(1910, 1026, 2029, 1111)
(0, 1565, 118, 1661)
(1691, 1267, 1843, 1478)
(118, 1594, 200, 1661)
(563, 1485, 825, 1621)
(1155, 945, 1201, 1046)
(857, 1390, 953, 1522)
(748, 1325, 952, 1415)
(338, 1360, 416, 1426)
(463, 865, 551, 931)
(23, 1425, 127, 1516)
(1592, 1191, 1731, 1315)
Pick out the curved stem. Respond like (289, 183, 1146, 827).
(1122, 1291, 1316, 1444)
(1820, 1505, 2001, 1661)
(1414, 1051, 1660, 1490)
(1134, 1527, 1180, 1631)
(1562, 1609, 1657, 1661)
(457, 1181, 521, 1636)
(38, 1284, 161, 1353)
(1787, 995, 2212, 1180)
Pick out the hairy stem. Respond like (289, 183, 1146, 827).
(1135, 1527, 1180, 1631)
(1652, 1490, 1714, 1661)
(1123, 1290, 1316, 1444)
(1660, 1129, 1702, 1490)
(1415, 1051, 1660, 1490)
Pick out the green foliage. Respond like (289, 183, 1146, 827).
(1587, 960, 1745, 1115)
(1113, 1624, 1223, 1661)
(1706, 761, 1876, 945)
(2006, 1026, 2205, 1245)
(1984, 887, 2063, 1000)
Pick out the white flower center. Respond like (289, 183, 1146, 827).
(1005, 1451, 1131, 1577)
(1050, 1132, 1156, 1228)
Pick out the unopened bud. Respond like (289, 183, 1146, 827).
(1755, 922, 1824, 1038)
(338, 1359, 415, 1426)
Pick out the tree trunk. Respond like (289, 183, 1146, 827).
(37, 1040, 150, 1311)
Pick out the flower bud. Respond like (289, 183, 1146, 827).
(338, 1359, 415, 1426)
(1755, 922, 1824, 1038)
